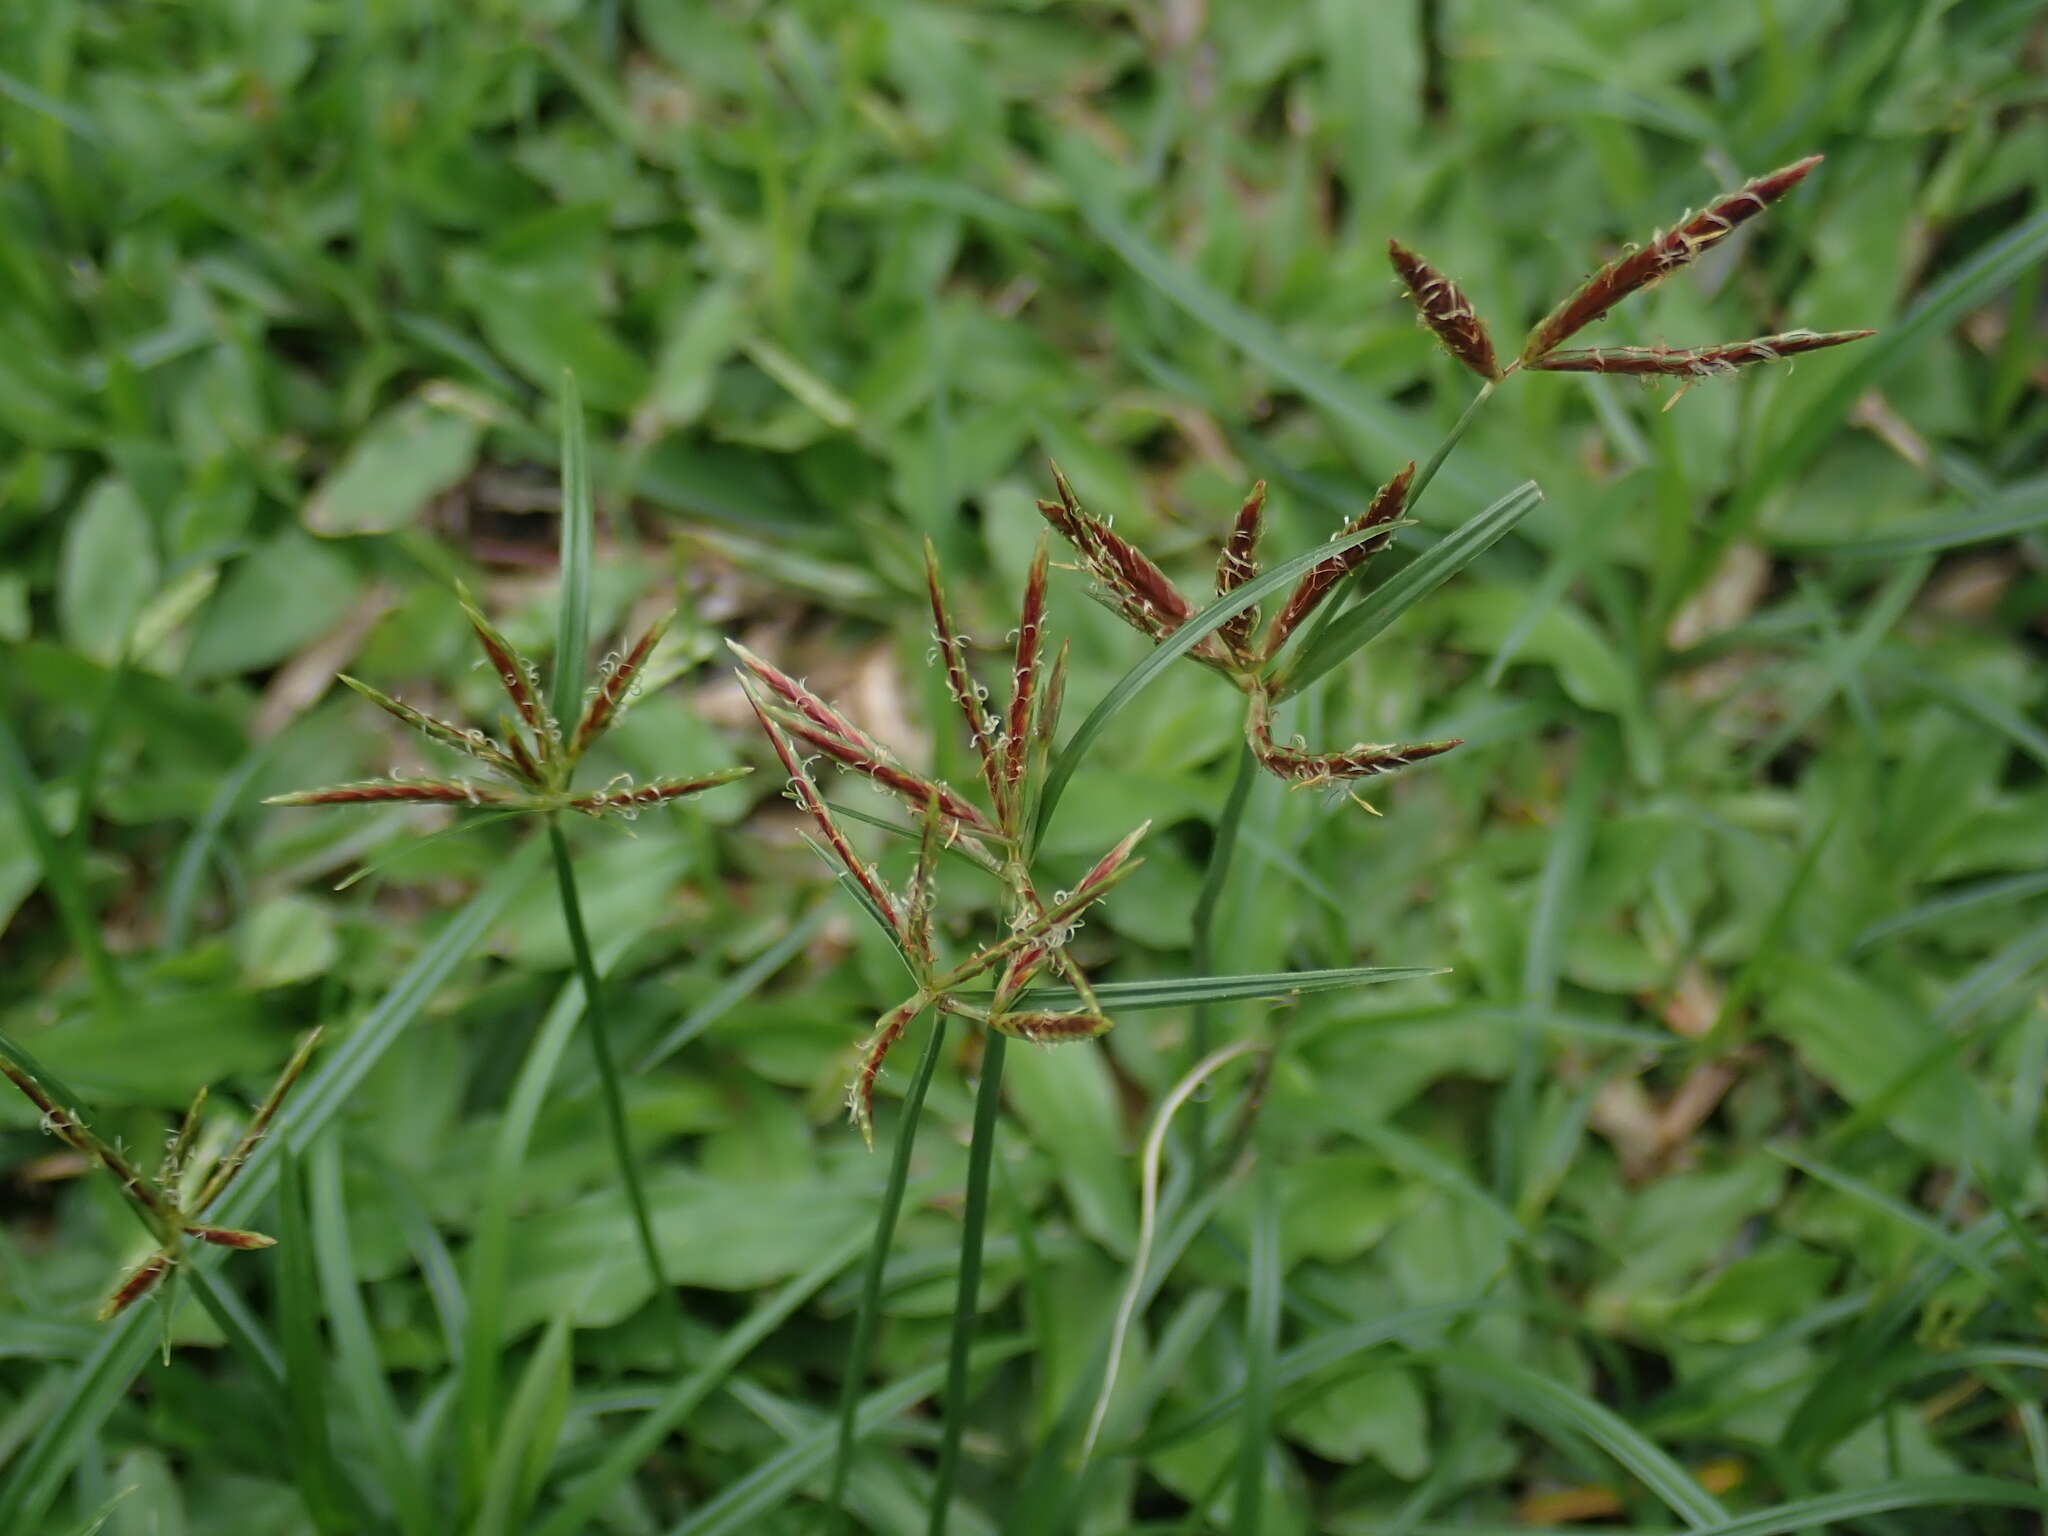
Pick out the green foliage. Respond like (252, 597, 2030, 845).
(2, 2, 2045, 1533)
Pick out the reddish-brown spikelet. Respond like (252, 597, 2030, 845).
(1525, 329, 1876, 375)
(99, 1252, 174, 1320)
(504, 722, 544, 783)
(0, 1063, 175, 1223)
(992, 1012, 1112, 1043)
(1522, 154, 1823, 362)
(565, 768, 750, 816)
(1216, 482, 1266, 658)
(768, 709, 999, 835)
(925, 541, 1004, 804)
(847, 999, 922, 1148)
(992, 942, 1050, 1011)
(0, 1062, 96, 1160)
(571, 614, 669, 757)
(1076, 820, 1151, 897)
(1388, 240, 1502, 382)
(264, 779, 511, 807)
(726, 641, 886, 759)
(1039, 466, 1194, 642)
(193, 1028, 323, 1214)
(950, 846, 1143, 986)
(904, 792, 944, 972)
(743, 691, 903, 939)
(460, 594, 547, 738)
(185, 1225, 276, 1250)
(338, 677, 523, 780)
(1004, 538, 1050, 791)
(1246, 690, 1460, 783)
(1263, 463, 1415, 659)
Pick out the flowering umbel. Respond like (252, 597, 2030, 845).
(1, 1031, 321, 1319)
(731, 539, 1149, 1145)
(267, 586, 748, 819)
(1388, 154, 1872, 390)
(1042, 151, 1872, 792)
(1040, 465, 1460, 792)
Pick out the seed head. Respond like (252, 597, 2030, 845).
(1388, 240, 1502, 382)
(1522, 154, 1824, 363)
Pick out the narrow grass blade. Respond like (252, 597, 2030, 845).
(1766, 1144, 2016, 1300)
(0, 706, 122, 1008)
(984, 965, 1441, 1014)
(636, 905, 832, 1072)
(1695, 203, 2048, 586)
(309, 1134, 434, 1536)
(1776, 478, 2048, 558)
(667, 1339, 1027, 1536)
(1121, 1300, 1492, 1458)
(475, 1314, 573, 1534)
(159, 741, 274, 953)
(459, 924, 637, 1506)
(275, 1151, 364, 1535)
(532, 1227, 871, 1536)
(1276, 480, 1545, 700)
(552, 371, 594, 716)
(826, 1011, 946, 1531)
(1035, 523, 1439, 837)
(1887, 660, 2048, 776)
(1424, 1349, 1727, 1527)
(927, 1034, 1006, 1536)
(1674, 1478, 2048, 1536)
(1230, 1158, 1281, 1536)
(1058, 147, 1496, 505)
(0, 847, 538, 1536)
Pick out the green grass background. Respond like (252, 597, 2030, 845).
(4, 1, 2048, 1532)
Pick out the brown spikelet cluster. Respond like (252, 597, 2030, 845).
(1384, 153, 1870, 394)
(1522, 155, 1824, 362)
(268, 586, 747, 823)
(1, 1031, 322, 1319)
(1388, 240, 1502, 382)
(1524, 329, 1878, 377)
(1039, 462, 1459, 792)
(731, 542, 1149, 1145)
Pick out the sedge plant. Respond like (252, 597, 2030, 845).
(731, 149, 1874, 1534)
(265, 383, 749, 1421)
(0, 1030, 321, 1323)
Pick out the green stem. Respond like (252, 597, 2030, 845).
(1186, 744, 1257, 1172)
(927, 1031, 1007, 1536)
(827, 1009, 946, 1531)
(1407, 377, 1499, 513)
(544, 818, 680, 1345)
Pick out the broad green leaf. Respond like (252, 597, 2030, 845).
(59, 478, 157, 663)
(304, 390, 483, 537)
(1005, 1039, 1135, 1256)
(237, 893, 339, 988)
(183, 533, 359, 678)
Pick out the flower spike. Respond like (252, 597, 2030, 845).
(1388, 240, 1502, 382)
(570, 612, 669, 759)
(1215, 482, 1267, 661)
(1526, 329, 1876, 376)
(1263, 463, 1414, 660)
(925, 539, 1005, 806)
(1522, 154, 1824, 363)
(272, 586, 746, 825)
